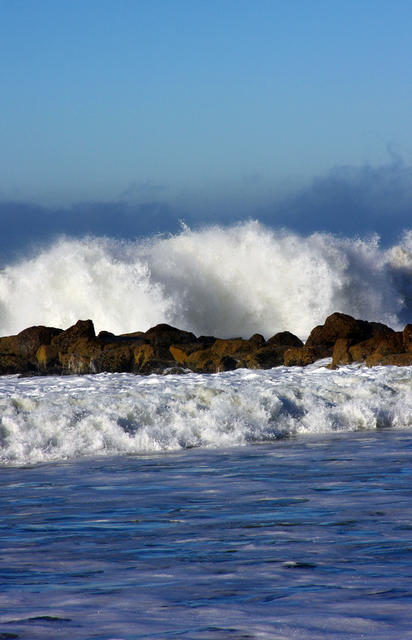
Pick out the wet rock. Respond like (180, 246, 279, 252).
(1, 312, 411, 376)
(331, 338, 353, 367)
(169, 343, 208, 367)
(51, 319, 96, 352)
(0, 353, 28, 375)
(133, 344, 173, 374)
(266, 331, 303, 348)
(366, 352, 412, 367)
(306, 312, 371, 354)
(245, 345, 286, 369)
(403, 324, 412, 352)
(145, 324, 197, 358)
(17, 325, 62, 362)
(36, 344, 60, 372)
(248, 333, 266, 347)
(91, 344, 134, 373)
(284, 346, 325, 367)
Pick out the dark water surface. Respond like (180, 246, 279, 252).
(1, 430, 412, 639)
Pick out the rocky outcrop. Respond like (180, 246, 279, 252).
(0, 312, 411, 377)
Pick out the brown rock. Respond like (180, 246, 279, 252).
(283, 346, 325, 366)
(60, 352, 92, 375)
(145, 324, 197, 357)
(118, 330, 147, 340)
(245, 344, 293, 369)
(373, 332, 404, 357)
(0, 335, 18, 356)
(36, 344, 60, 371)
(349, 336, 382, 362)
(403, 324, 412, 352)
(0, 326, 62, 373)
(266, 331, 303, 348)
(368, 322, 395, 339)
(306, 313, 371, 353)
(197, 335, 217, 347)
(179, 346, 215, 372)
(17, 325, 62, 361)
(172, 346, 234, 373)
(211, 338, 255, 357)
(0, 353, 28, 375)
(91, 344, 134, 373)
(169, 343, 207, 366)
(366, 352, 412, 367)
(248, 333, 266, 347)
(51, 320, 96, 352)
(331, 338, 353, 367)
(133, 344, 170, 374)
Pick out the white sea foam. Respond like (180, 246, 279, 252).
(1, 364, 411, 465)
(0, 221, 411, 339)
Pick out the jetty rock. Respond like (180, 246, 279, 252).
(0, 313, 411, 376)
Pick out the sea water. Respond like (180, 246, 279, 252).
(1, 223, 412, 638)
(0, 364, 412, 639)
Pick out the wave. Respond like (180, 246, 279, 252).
(0, 221, 412, 339)
(1, 364, 411, 465)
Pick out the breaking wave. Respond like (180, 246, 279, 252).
(0, 221, 411, 339)
(1, 364, 411, 465)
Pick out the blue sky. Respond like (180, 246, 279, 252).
(1, 0, 412, 253)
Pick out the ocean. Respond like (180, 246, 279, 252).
(1, 222, 412, 639)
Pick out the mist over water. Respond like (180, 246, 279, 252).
(0, 221, 412, 339)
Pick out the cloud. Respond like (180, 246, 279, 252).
(1, 160, 411, 266)
(0, 200, 180, 266)
(258, 160, 412, 244)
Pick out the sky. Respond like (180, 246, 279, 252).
(1, 0, 412, 256)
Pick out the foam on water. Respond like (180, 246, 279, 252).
(1, 221, 412, 338)
(1, 363, 411, 465)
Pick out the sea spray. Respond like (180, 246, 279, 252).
(0, 221, 411, 338)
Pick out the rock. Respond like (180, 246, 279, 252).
(374, 332, 404, 357)
(240, 331, 304, 369)
(266, 331, 303, 348)
(97, 330, 116, 341)
(0, 353, 28, 375)
(51, 320, 96, 352)
(331, 338, 353, 367)
(91, 344, 134, 373)
(0, 335, 18, 356)
(403, 324, 412, 352)
(118, 330, 147, 340)
(368, 322, 395, 339)
(245, 344, 287, 369)
(170, 345, 235, 373)
(349, 336, 383, 363)
(0, 326, 62, 373)
(197, 335, 217, 347)
(366, 352, 412, 367)
(16, 326, 62, 361)
(0, 326, 61, 374)
(36, 344, 60, 372)
(306, 313, 372, 353)
(211, 338, 256, 357)
(169, 343, 207, 367)
(60, 352, 93, 375)
(248, 333, 266, 347)
(145, 324, 197, 358)
(0, 312, 411, 376)
(133, 344, 173, 374)
(283, 346, 325, 367)
(172, 345, 212, 371)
